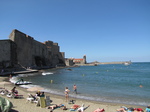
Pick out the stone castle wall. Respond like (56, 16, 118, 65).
(10, 30, 49, 67)
(0, 40, 11, 62)
(5, 29, 66, 68)
(0, 40, 17, 68)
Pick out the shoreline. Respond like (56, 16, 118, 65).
(0, 76, 146, 112)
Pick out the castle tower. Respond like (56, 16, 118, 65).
(83, 55, 87, 64)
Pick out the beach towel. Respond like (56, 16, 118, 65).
(70, 105, 80, 111)
(135, 108, 143, 112)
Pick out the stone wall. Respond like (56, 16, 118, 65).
(0, 40, 11, 62)
(8, 29, 65, 68)
(0, 40, 17, 68)
(65, 58, 74, 66)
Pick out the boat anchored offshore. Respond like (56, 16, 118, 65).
(124, 62, 130, 66)
(124, 61, 131, 66)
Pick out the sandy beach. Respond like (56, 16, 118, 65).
(0, 76, 146, 112)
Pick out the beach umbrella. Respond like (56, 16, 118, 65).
(0, 97, 13, 112)
(27, 87, 43, 92)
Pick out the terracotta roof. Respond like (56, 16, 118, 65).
(73, 59, 83, 60)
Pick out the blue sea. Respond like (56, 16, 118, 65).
(11, 62, 150, 106)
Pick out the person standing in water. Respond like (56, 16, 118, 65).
(64, 87, 70, 102)
(73, 85, 77, 94)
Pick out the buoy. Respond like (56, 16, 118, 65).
(139, 85, 143, 88)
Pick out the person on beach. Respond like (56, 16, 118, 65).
(93, 108, 105, 112)
(77, 104, 90, 112)
(29, 93, 37, 100)
(11, 87, 17, 94)
(40, 92, 45, 97)
(73, 84, 77, 94)
(116, 107, 143, 112)
(9, 74, 12, 79)
(146, 105, 150, 112)
(64, 87, 70, 102)
(47, 104, 67, 112)
(36, 91, 41, 97)
(116, 106, 133, 112)
(70, 104, 80, 110)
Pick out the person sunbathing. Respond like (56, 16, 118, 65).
(93, 108, 105, 112)
(117, 107, 143, 112)
(70, 104, 80, 110)
(11, 87, 18, 94)
(0, 88, 9, 95)
(116, 108, 129, 112)
(29, 93, 37, 100)
(47, 104, 66, 112)
(77, 104, 90, 112)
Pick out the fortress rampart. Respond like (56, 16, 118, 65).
(0, 29, 65, 70)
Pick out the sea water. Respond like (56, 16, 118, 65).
(11, 62, 150, 106)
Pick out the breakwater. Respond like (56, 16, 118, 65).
(76, 61, 131, 66)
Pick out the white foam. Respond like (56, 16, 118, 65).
(20, 84, 43, 89)
(9, 76, 19, 84)
(42, 72, 53, 76)
(9, 76, 32, 85)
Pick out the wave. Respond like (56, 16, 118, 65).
(42, 72, 53, 76)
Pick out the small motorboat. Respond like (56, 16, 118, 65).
(124, 62, 130, 66)
(15, 79, 32, 85)
(15, 81, 32, 85)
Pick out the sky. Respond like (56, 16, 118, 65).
(0, 0, 150, 62)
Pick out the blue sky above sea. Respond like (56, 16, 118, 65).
(0, 0, 150, 62)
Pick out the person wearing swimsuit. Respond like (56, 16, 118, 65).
(73, 85, 77, 94)
(64, 87, 70, 102)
